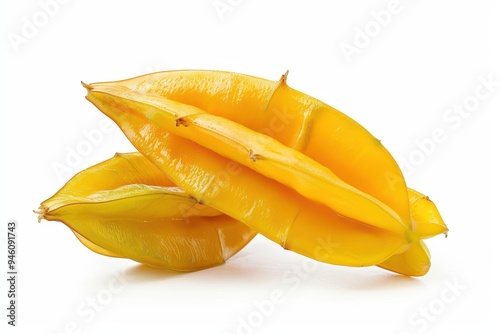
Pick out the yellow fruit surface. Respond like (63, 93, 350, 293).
(37, 152, 256, 271)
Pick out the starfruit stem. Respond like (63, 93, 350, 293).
(81, 81, 92, 90)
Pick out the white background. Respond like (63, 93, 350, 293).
(1, 0, 498, 333)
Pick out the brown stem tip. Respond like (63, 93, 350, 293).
(81, 81, 92, 91)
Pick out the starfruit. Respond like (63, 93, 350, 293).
(97, 70, 411, 228)
(82, 70, 448, 276)
(36, 152, 257, 271)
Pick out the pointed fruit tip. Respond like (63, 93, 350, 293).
(81, 81, 92, 91)
(280, 70, 289, 85)
(33, 206, 48, 223)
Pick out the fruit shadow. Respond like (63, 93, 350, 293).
(121, 261, 425, 292)
(321, 269, 423, 291)
(121, 258, 274, 285)
(123, 263, 188, 283)
(120, 252, 422, 291)
(117, 253, 287, 289)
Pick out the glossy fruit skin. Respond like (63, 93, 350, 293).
(376, 188, 447, 276)
(85, 84, 405, 234)
(104, 70, 411, 231)
(84, 70, 447, 276)
(37, 152, 257, 271)
(407, 188, 448, 239)
(83, 89, 408, 270)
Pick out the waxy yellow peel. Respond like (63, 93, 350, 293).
(407, 188, 448, 239)
(36, 152, 257, 271)
(37, 70, 448, 277)
(84, 91, 410, 267)
(72, 230, 123, 258)
(98, 70, 412, 230)
(85, 84, 405, 234)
